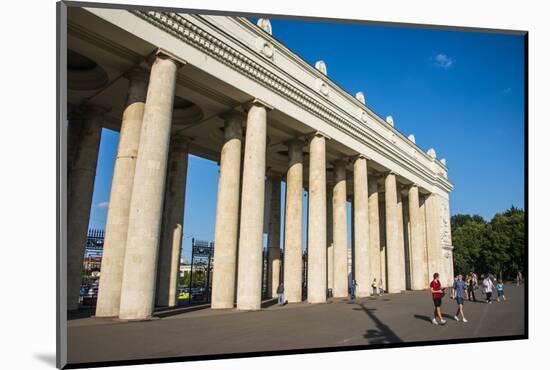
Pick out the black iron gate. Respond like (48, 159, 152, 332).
(80, 229, 105, 307)
(188, 239, 214, 304)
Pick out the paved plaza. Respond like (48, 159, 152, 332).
(67, 284, 525, 365)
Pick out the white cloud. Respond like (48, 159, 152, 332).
(96, 201, 109, 209)
(433, 53, 453, 69)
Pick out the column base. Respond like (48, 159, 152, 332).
(235, 306, 261, 311)
(307, 299, 327, 304)
(211, 303, 235, 310)
(356, 291, 371, 298)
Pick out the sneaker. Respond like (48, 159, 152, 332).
(489, 301, 492, 304)
(462, 318, 468, 323)
(454, 315, 459, 321)
(440, 319, 446, 324)
(432, 318, 438, 325)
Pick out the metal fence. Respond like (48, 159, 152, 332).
(79, 229, 105, 307)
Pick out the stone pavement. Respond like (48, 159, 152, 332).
(67, 284, 525, 365)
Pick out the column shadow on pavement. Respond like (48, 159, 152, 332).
(354, 303, 403, 344)
(67, 308, 96, 320)
(261, 298, 279, 308)
(154, 303, 211, 318)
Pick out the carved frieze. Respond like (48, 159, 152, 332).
(440, 199, 452, 247)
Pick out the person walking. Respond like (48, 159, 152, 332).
(516, 271, 522, 286)
(430, 272, 446, 325)
(496, 279, 507, 302)
(276, 283, 285, 305)
(350, 279, 357, 300)
(452, 274, 468, 322)
(371, 278, 378, 296)
(378, 278, 384, 296)
(467, 273, 477, 302)
(483, 275, 494, 304)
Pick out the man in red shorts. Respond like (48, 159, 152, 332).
(430, 272, 446, 325)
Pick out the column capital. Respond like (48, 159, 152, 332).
(284, 138, 304, 149)
(332, 158, 348, 169)
(172, 132, 193, 147)
(151, 48, 186, 68)
(351, 154, 370, 162)
(123, 67, 150, 83)
(220, 109, 244, 122)
(244, 98, 274, 112)
(306, 131, 331, 142)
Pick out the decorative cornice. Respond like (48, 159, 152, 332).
(129, 10, 452, 194)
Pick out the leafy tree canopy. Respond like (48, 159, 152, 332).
(451, 206, 525, 280)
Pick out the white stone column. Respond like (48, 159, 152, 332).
(425, 193, 442, 282)
(379, 193, 387, 290)
(236, 101, 269, 310)
(155, 133, 190, 307)
(96, 69, 148, 317)
(326, 186, 334, 296)
(353, 156, 370, 297)
(307, 133, 327, 303)
(118, 53, 180, 320)
(419, 195, 429, 287)
(384, 172, 401, 293)
(368, 177, 381, 287)
(408, 185, 428, 290)
(396, 188, 407, 291)
(211, 112, 243, 309)
(67, 105, 104, 311)
(332, 160, 348, 298)
(267, 175, 282, 298)
(283, 140, 303, 303)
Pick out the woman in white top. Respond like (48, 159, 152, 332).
(483, 275, 495, 304)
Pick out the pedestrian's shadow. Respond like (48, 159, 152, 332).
(413, 314, 433, 323)
(353, 303, 402, 344)
(414, 313, 454, 323)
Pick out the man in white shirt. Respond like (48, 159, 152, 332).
(483, 275, 494, 304)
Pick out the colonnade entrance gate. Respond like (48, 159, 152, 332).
(66, 8, 455, 320)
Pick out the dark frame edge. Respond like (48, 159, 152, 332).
(57, 1, 68, 369)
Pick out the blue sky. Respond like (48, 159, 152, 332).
(88, 19, 525, 261)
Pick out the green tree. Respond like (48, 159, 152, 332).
(451, 206, 525, 280)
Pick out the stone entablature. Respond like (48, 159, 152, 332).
(87, 8, 452, 196)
